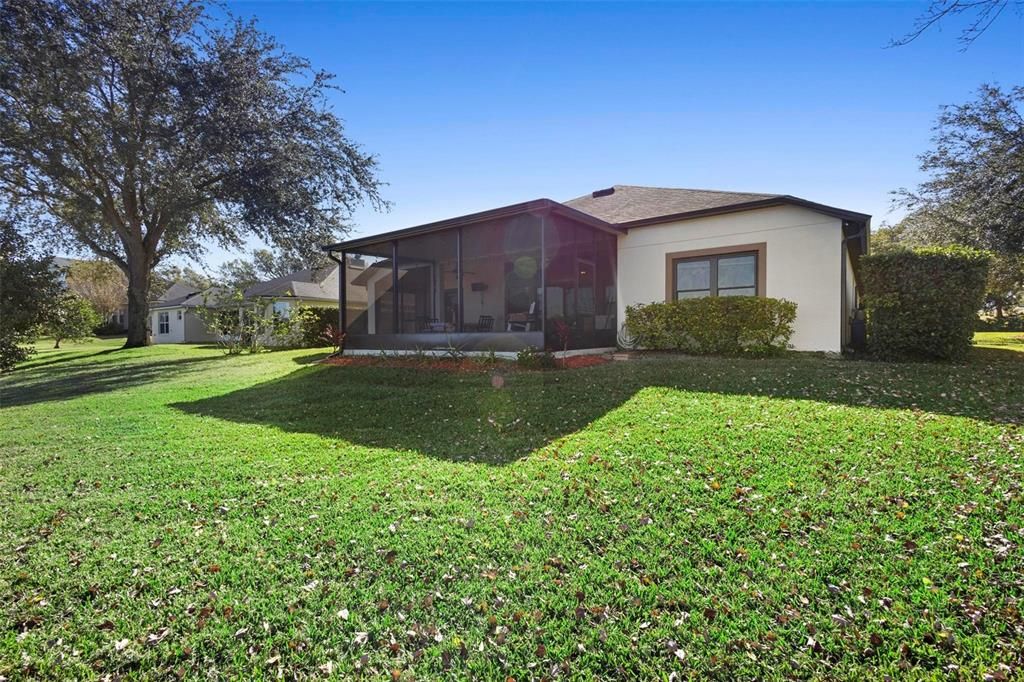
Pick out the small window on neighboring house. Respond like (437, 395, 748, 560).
(158, 312, 170, 334)
(177, 310, 182, 320)
(673, 252, 758, 299)
(272, 301, 291, 318)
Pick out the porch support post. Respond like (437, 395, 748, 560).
(326, 249, 347, 334)
(392, 240, 400, 333)
(339, 251, 347, 334)
(456, 226, 464, 333)
(540, 211, 547, 348)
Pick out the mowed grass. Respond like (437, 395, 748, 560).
(1, 337, 1022, 680)
(974, 331, 1024, 354)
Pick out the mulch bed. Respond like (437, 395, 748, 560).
(320, 354, 609, 372)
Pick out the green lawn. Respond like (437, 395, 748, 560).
(2, 338, 1022, 680)
(974, 330, 1024, 354)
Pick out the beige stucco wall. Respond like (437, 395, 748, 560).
(617, 205, 844, 352)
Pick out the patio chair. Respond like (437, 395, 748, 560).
(506, 302, 538, 331)
(467, 315, 494, 332)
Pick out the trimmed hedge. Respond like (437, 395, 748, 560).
(860, 246, 990, 361)
(293, 306, 338, 348)
(624, 296, 797, 356)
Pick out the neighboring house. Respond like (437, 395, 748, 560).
(149, 267, 347, 344)
(322, 185, 870, 353)
(149, 284, 224, 344)
(242, 266, 342, 318)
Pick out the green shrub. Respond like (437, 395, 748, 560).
(287, 306, 337, 348)
(305, 307, 338, 346)
(42, 292, 101, 349)
(624, 296, 797, 356)
(93, 320, 126, 336)
(516, 345, 557, 369)
(860, 246, 990, 361)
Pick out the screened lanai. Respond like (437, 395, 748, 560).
(323, 199, 621, 352)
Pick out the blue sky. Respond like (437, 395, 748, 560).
(199, 0, 1022, 268)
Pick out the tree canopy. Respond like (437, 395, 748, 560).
(42, 291, 101, 348)
(64, 259, 127, 321)
(888, 84, 1024, 318)
(0, 0, 385, 346)
(217, 248, 323, 292)
(151, 265, 213, 299)
(0, 213, 63, 369)
(893, 0, 1022, 48)
(894, 84, 1024, 254)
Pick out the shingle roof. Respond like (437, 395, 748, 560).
(154, 281, 200, 303)
(243, 266, 337, 302)
(563, 185, 783, 224)
(150, 286, 232, 310)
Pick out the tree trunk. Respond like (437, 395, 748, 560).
(124, 253, 152, 348)
(53, 338, 61, 349)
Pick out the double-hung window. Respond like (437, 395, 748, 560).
(158, 311, 170, 334)
(673, 251, 759, 299)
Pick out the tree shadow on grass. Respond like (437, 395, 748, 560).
(173, 352, 1024, 465)
(15, 347, 122, 372)
(1, 355, 226, 408)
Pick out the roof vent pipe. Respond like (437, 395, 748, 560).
(592, 187, 615, 198)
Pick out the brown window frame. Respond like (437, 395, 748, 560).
(665, 242, 767, 302)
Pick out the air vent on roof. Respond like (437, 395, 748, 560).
(592, 187, 615, 198)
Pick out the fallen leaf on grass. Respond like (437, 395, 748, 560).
(146, 628, 170, 646)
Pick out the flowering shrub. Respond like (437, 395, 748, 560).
(320, 324, 346, 356)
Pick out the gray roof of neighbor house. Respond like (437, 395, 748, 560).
(150, 286, 232, 310)
(243, 266, 338, 301)
(564, 185, 871, 227)
(154, 281, 200, 304)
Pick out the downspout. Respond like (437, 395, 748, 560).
(326, 249, 346, 334)
(841, 224, 868, 350)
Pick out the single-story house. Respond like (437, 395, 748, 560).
(149, 266, 348, 344)
(322, 185, 870, 353)
(149, 284, 223, 344)
(242, 266, 349, 318)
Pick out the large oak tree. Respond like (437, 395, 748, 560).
(891, 84, 1024, 317)
(894, 84, 1024, 255)
(0, 0, 384, 346)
